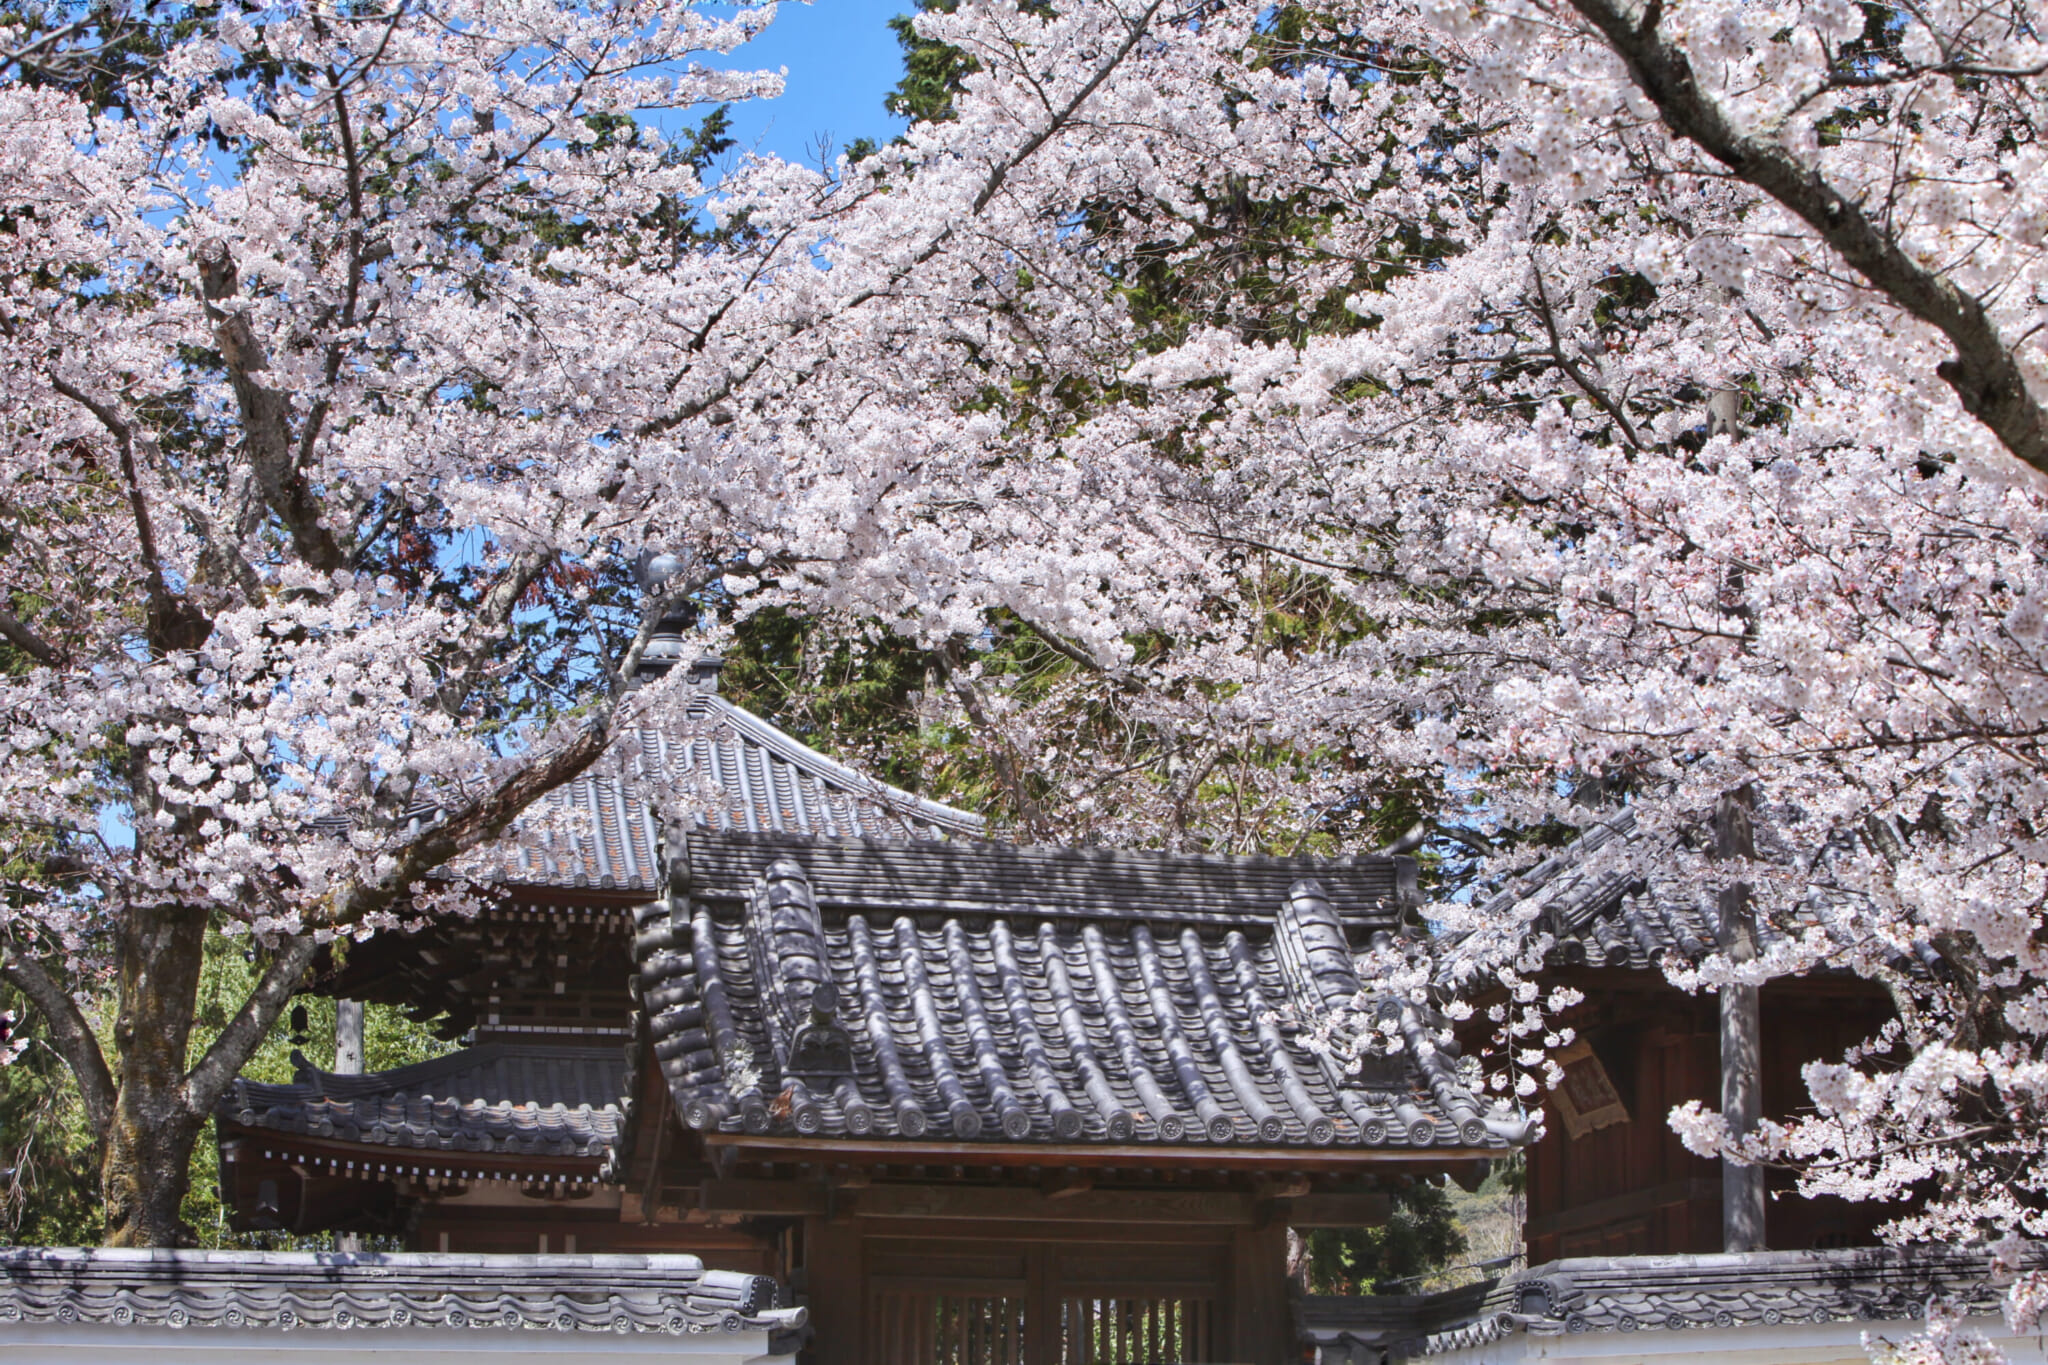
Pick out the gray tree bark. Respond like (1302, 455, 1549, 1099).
(1715, 787, 1766, 1252)
(333, 1000, 365, 1075)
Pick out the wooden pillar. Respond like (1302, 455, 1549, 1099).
(1716, 787, 1766, 1252)
(333, 1000, 364, 1075)
(1230, 1222, 1291, 1364)
(801, 1216, 863, 1365)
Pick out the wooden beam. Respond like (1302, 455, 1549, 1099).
(853, 1184, 1258, 1224)
(691, 1176, 1265, 1224)
(700, 1178, 830, 1216)
(699, 1133, 1501, 1172)
(1286, 1193, 1393, 1227)
(1253, 1175, 1310, 1200)
(1524, 1177, 1721, 1239)
(1043, 1169, 1092, 1200)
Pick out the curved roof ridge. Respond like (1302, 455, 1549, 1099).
(694, 693, 983, 836)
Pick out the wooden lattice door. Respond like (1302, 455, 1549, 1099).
(868, 1280, 1031, 1364)
(859, 1237, 1229, 1365)
(1056, 1292, 1216, 1363)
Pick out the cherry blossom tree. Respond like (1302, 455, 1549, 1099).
(10, 1, 2048, 1333)
(0, 0, 872, 1245)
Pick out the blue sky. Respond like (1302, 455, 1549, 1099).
(702, 0, 913, 168)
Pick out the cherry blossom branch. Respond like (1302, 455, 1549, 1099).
(939, 638, 1052, 840)
(46, 374, 208, 653)
(0, 606, 59, 666)
(0, 20, 89, 79)
(1562, 0, 2048, 473)
(1530, 262, 1643, 450)
(432, 547, 558, 717)
(971, 0, 1169, 216)
(0, 947, 114, 1137)
(180, 936, 322, 1116)
(195, 238, 349, 573)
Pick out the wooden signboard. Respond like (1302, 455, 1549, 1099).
(1551, 1038, 1630, 1139)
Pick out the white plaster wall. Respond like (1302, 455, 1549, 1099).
(1420, 1316, 2048, 1365)
(0, 1323, 793, 1365)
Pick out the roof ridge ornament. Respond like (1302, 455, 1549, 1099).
(747, 859, 852, 1085)
(1278, 880, 1413, 1093)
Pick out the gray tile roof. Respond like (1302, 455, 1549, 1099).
(1297, 1243, 2039, 1362)
(1466, 809, 1889, 972)
(640, 831, 1530, 1153)
(316, 678, 983, 891)
(0, 1248, 800, 1337)
(219, 1044, 626, 1160)
(462, 690, 983, 891)
(1466, 811, 1691, 971)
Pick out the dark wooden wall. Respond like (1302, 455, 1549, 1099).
(1524, 973, 1899, 1263)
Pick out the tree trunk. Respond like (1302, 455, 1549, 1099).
(101, 1099, 206, 1248)
(333, 999, 365, 1074)
(102, 901, 210, 1247)
(1714, 787, 1766, 1253)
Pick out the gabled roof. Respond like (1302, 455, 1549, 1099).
(322, 671, 983, 895)
(0, 1248, 800, 1338)
(218, 1043, 625, 1161)
(640, 831, 1528, 1156)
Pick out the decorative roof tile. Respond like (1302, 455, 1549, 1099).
(641, 831, 1529, 1153)
(219, 1044, 626, 1159)
(0, 1248, 802, 1337)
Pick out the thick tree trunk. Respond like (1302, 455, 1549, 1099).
(101, 1099, 206, 1248)
(102, 902, 210, 1247)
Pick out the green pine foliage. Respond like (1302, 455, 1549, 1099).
(1304, 1180, 1470, 1295)
(884, 0, 976, 126)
